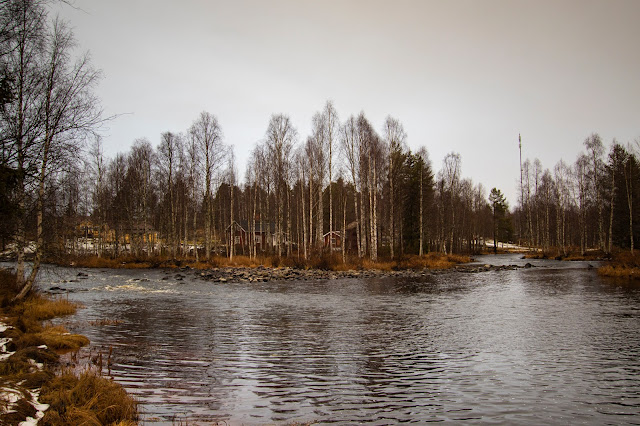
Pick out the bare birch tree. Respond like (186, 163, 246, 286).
(383, 115, 407, 259)
(189, 111, 223, 259)
(340, 115, 362, 257)
(5, 8, 103, 302)
(416, 146, 430, 256)
(441, 152, 461, 254)
(584, 133, 605, 251)
(322, 100, 338, 251)
(265, 114, 296, 257)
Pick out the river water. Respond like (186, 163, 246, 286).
(30, 254, 640, 424)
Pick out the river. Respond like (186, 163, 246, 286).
(30, 254, 640, 424)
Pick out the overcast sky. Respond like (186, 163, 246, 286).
(54, 0, 640, 204)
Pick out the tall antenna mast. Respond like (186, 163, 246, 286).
(519, 133, 525, 247)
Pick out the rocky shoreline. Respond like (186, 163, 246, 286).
(183, 262, 535, 284)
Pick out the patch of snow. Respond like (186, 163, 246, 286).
(28, 359, 44, 370)
(0, 387, 21, 409)
(0, 352, 15, 361)
(0, 336, 11, 349)
(0, 326, 14, 360)
(19, 390, 49, 426)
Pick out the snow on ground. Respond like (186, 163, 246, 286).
(19, 390, 49, 426)
(484, 240, 539, 251)
(0, 320, 51, 424)
(0, 321, 13, 361)
(0, 242, 37, 257)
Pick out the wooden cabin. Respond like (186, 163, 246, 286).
(323, 231, 342, 250)
(227, 220, 275, 252)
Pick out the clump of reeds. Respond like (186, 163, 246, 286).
(39, 370, 138, 426)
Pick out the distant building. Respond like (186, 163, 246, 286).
(227, 220, 275, 251)
(323, 231, 342, 250)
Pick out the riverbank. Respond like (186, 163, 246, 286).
(597, 250, 640, 279)
(0, 269, 138, 425)
(49, 252, 473, 272)
(523, 248, 609, 262)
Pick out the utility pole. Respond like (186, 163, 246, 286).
(519, 134, 525, 248)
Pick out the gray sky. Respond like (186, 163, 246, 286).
(55, 0, 640, 204)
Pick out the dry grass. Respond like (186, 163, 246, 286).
(598, 265, 640, 279)
(40, 370, 138, 426)
(35, 325, 90, 353)
(0, 347, 58, 377)
(399, 253, 471, 269)
(55, 252, 472, 274)
(598, 250, 640, 279)
(524, 247, 608, 261)
(21, 294, 80, 321)
(290, 252, 470, 271)
(0, 270, 138, 425)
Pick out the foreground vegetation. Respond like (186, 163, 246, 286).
(0, 269, 138, 425)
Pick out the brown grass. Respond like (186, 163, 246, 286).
(396, 253, 471, 269)
(287, 252, 470, 271)
(0, 270, 138, 425)
(598, 265, 640, 279)
(35, 325, 90, 353)
(55, 252, 471, 273)
(0, 347, 59, 376)
(40, 370, 138, 426)
(20, 294, 80, 321)
(598, 250, 640, 279)
(524, 247, 608, 261)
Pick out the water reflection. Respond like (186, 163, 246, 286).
(25, 255, 640, 424)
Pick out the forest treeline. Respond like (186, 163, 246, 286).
(4, 98, 639, 263)
(2, 0, 640, 294)
(516, 134, 640, 257)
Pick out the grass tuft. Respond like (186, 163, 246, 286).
(35, 325, 90, 352)
(21, 294, 80, 321)
(40, 370, 138, 426)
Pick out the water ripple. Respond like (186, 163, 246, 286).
(31, 255, 640, 424)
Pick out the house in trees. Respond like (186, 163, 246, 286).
(227, 220, 275, 252)
(323, 231, 342, 250)
(122, 223, 158, 249)
(77, 220, 102, 240)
